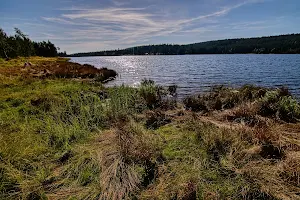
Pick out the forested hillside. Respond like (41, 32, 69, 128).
(0, 28, 66, 58)
(70, 33, 300, 57)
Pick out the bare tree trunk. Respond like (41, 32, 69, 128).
(2, 47, 8, 59)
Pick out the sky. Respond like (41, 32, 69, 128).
(1, 0, 300, 53)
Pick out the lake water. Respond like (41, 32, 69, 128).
(71, 55, 300, 98)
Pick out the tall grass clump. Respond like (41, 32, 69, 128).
(139, 79, 161, 109)
(183, 85, 267, 112)
(142, 120, 267, 199)
(34, 90, 109, 150)
(108, 85, 146, 121)
(0, 78, 112, 198)
(139, 79, 177, 110)
(57, 120, 162, 199)
(184, 85, 300, 123)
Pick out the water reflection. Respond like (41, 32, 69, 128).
(71, 55, 300, 98)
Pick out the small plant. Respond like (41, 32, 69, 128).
(281, 152, 300, 186)
(139, 79, 161, 109)
(239, 85, 266, 101)
(257, 89, 300, 122)
(183, 95, 208, 112)
(277, 96, 300, 122)
(145, 111, 172, 129)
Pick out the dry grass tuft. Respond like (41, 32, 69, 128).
(96, 130, 140, 200)
(240, 161, 300, 199)
(280, 152, 300, 187)
(96, 122, 162, 200)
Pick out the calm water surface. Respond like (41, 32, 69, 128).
(71, 55, 300, 98)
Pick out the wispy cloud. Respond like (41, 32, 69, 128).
(111, 0, 130, 7)
(38, 0, 271, 52)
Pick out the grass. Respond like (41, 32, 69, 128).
(0, 56, 117, 81)
(1, 57, 300, 199)
(0, 56, 68, 67)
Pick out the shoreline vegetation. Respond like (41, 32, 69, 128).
(0, 57, 117, 82)
(70, 33, 300, 57)
(1, 57, 300, 199)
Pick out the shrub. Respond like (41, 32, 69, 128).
(239, 85, 266, 101)
(183, 95, 208, 112)
(221, 92, 240, 109)
(167, 85, 177, 96)
(257, 90, 281, 115)
(183, 85, 267, 112)
(139, 79, 177, 110)
(257, 89, 300, 122)
(145, 111, 172, 129)
(225, 103, 264, 127)
(139, 79, 161, 109)
(277, 96, 300, 122)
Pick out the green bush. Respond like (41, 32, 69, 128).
(278, 96, 300, 122)
(257, 89, 300, 122)
(139, 79, 161, 109)
(183, 95, 208, 112)
(239, 85, 266, 100)
(257, 90, 280, 117)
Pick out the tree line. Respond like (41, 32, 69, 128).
(0, 28, 66, 59)
(70, 33, 300, 57)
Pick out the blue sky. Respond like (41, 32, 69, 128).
(1, 0, 300, 53)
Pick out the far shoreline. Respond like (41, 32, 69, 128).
(67, 53, 300, 57)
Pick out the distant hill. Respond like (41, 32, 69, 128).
(70, 33, 300, 57)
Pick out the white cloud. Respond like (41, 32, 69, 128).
(39, 0, 267, 53)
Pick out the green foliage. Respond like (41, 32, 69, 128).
(0, 69, 299, 199)
(108, 85, 146, 120)
(145, 111, 171, 129)
(277, 96, 300, 122)
(183, 84, 300, 123)
(0, 28, 59, 58)
(139, 79, 177, 110)
(33, 41, 58, 57)
(139, 79, 161, 109)
(257, 88, 300, 122)
(145, 122, 262, 199)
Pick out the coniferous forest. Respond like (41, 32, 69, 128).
(2, 27, 299, 58)
(0, 28, 67, 59)
(70, 33, 300, 57)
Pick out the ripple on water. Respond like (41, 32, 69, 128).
(71, 55, 300, 98)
